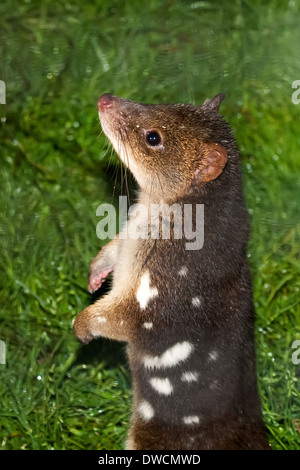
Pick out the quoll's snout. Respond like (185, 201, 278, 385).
(98, 93, 114, 112)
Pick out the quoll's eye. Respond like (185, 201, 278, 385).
(146, 131, 162, 147)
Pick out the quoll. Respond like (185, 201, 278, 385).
(73, 93, 270, 450)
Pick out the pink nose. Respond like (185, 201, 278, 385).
(98, 93, 114, 111)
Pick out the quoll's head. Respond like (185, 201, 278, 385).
(98, 93, 232, 202)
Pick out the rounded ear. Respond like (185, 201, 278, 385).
(192, 143, 228, 185)
(202, 93, 226, 114)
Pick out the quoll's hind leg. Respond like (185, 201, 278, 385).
(88, 236, 119, 293)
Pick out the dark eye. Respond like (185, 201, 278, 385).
(146, 131, 162, 147)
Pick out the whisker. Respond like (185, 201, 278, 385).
(119, 127, 132, 206)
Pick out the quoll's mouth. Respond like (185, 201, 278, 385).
(97, 93, 119, 143)
(97, 93, 144, 185)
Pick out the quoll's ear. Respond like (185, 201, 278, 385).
(202, 93, 226, 114)
(192, 142, 228, 185)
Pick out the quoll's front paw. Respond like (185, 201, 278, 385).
(88, 267, 113, 294)
(73, 307, 95, 344)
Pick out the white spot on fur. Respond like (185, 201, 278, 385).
(143, 322, 153, 330)
(208, 350, 218, 361)
(183, 415, 200, 425)
(178, 266, 188, 277)
(192, 297, 201, 307)
(181, 371, 199, 383)
(149, 377, 173, 395)
(138, 400, 154, 421)
(120, 320, 124, 326)
(97, 316, 107, 323)
(136, 271, 158, 310)
(143, 341, 193, 369)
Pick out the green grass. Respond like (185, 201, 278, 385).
(0, 0, 300, 450)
